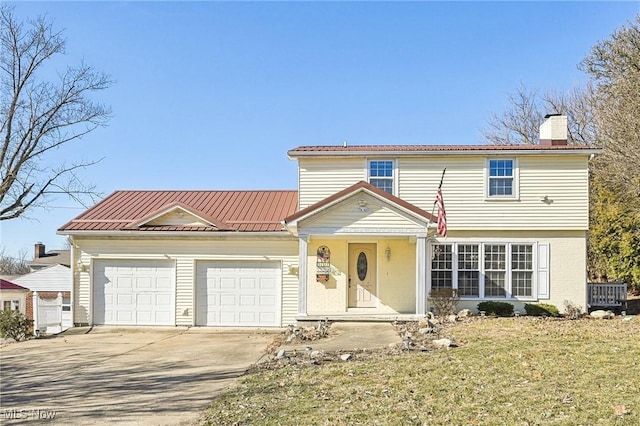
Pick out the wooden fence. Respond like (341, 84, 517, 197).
(587, 282, 627, 310)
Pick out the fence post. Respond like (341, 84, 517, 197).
(32, 291, 39, 334)
(56, 292, 63, 328)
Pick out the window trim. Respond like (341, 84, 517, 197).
(367, 159, 396, 195)
(428, 241, 538, 301)
(485, 158, 519, 200)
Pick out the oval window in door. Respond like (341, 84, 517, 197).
(357, 252, 368, 280)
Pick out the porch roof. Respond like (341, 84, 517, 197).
(283, 181, 437, 226)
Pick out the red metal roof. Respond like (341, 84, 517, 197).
(59, 190, 298, 233)
(0, 279, 29, 291)
(288, 144, 595, 155)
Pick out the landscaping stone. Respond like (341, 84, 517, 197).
(457, 309, 473, 319)
(340, 353, 352, 361)
(276, 349, 287, 359)
(447, 314, 458, 323)
(590, 310, 615, 319)
(418, 327, 434, 335)
(432, 338, 452, 348)
(310, 350, 323, 358)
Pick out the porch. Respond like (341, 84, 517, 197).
(283, 182, 436, 321)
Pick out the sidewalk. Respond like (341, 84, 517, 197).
(283, 322, 401, 352)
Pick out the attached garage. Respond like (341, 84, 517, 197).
(196, 261, 281, 327)
(93, 260, 175, 326)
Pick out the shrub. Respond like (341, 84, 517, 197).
(0, 310, 32, 341)
(477, 301, 514, 317)
(428, 288, 460, 319)
(524, 303, 560, 317)
(563, 300, 583, 320)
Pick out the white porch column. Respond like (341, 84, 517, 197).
(56, 292, 63, 329)
(32, 291, 39, 333)
(298, 235, 309, 317)
(415, 236, 427, 315)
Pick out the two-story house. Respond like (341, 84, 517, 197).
(59, 115, 597, 327)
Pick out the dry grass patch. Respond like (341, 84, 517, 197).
(202, 317, 640, 425)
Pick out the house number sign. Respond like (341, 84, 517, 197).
(316, 245, 331, 282)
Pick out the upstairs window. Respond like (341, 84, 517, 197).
(488, 159, 515, 197)
(369, 160, 394, 194)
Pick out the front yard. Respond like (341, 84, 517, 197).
(202, 317, 640, 425)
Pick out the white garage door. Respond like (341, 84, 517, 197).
(196, 261, 281, 327)
(93, 260, 175, 326)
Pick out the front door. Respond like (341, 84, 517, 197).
(348, 243, 377, 308)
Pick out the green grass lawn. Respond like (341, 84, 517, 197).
(202, 317, 640, 425)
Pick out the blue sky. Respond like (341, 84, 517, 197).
(1, 1, 638, 258)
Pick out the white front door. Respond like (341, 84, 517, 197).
(93, 260, 175, 326)
(196, 261, 281, 326)
(348, 244, 377, 308)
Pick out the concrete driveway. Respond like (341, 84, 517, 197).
(0, 327, 275, 425)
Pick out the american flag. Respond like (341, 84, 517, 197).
(436, 188, 447, 237)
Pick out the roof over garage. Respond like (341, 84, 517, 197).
(59, 190, 298, 233)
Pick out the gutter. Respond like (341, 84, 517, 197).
(56, 230, 296, 239)
(288, 148, 601, 159)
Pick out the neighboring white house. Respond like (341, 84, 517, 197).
(13, 265, 73, 333)
(58, 115, 599, 327)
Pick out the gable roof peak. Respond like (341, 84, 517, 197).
(284, 180, 436, 225)
(125, 201, 233, 230)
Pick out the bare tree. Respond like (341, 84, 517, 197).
(482, 84, 596, 146)
(483, 15, 640, 290)
(0, 6, 112, 220)
(482, 85, 542, 145)
(0, 248, 30, 275)
(581, 14, 640, 199)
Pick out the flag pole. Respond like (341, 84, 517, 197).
(429, 168, 447, 221)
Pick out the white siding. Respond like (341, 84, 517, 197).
(298, 158, 366, 208)
(281, 260, 298, 325)
(175, 258, 194, 326)
(398, 155, 589, 230)
(76, 250, 91, 325)
(72, 236, 298, 326)
(13, 265, 72, 292)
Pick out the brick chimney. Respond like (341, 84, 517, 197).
(34, 242, 46, 259)
(539, 114, 568, 146)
